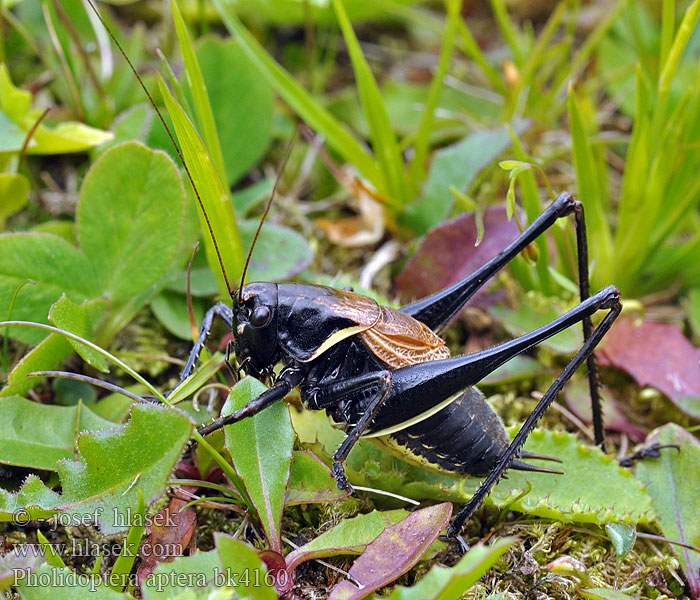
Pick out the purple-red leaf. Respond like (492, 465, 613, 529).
(285, 509, 408, 573)
(136, 495, 197, 586)
(258, 549, 291, 595)
(564, 380, 646, 442)
(396, 207, 520, 311)
(597, 318, 700, 419)
(328, 503, 452, 600)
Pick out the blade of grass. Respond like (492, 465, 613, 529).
(649, 69, 700, 250)
(489, 0, 524, 65)
(172, 0, 228, 185)
(549, 0, 629, 103)
(192, 431, 253, 512)
(157, 47, 192, 122)
(454, 20, 506, 95)
(655, 0, 700, 124)
(660, 0, 675, 68)
(615, 64, 651, 249)
(109, 489, 145, 591)
(625, 3, 656, 83)
(645, 233, 700, 292)
(37, 530, 66, 568)
(507, 131, 555, 296)
(372, 0, 505, 94)
(330, 0, 404, 209)
(504, 0, 571, 120)
(158, 74, 244, 296)
(167, 352, 226, 405)
(407, 0, 459, 199)
(567, 84, 613, 285)
(0, 321, 166, 402)
(213, 0, 382, 189)
(615, 91, 691, 288)
(41, 0, 83, 118)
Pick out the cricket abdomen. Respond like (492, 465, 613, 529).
(374, 387, 510, 476)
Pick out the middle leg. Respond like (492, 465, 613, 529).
(305, 371, 392, 491)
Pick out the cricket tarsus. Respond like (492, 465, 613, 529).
(197, 366, 303, 436)
(618, 443, 681, 468)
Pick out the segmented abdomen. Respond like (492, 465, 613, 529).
(375, 387, 509, 476)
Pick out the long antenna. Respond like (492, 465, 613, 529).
(238, 129, 297, 301)
(84, 0, 233, 295)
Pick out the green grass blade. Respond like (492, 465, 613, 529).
(192, 431, 253, 511)
(649, 175, 700, 262)
(615, 64, 651, 248)
(409, 0, 461, 198)
(616, 92, 691, 289)
(158, 74, 244, 296)
(370, 0, 505, 94)
(660, 0, 675, 68)
(331, 0, 404, 208)
(37, 530, 66, 568)
(213, 0, 382, 188)
(454, 19, 506, 94)
(567, 84, 613, 285)
(407, 0, 459, 199)
(0, 321, 165, 402)
(659, 0, 700, 96)
(505, 0, 570, 119)
(109, 489, 146, 590)
(489, 0, 524, 65)
(167, 352, 225, 405)
(655, 0, 700, 127)
(550, 0, 629, 102)
(171, 0, 228, 185)
(42, 0, 83, 117)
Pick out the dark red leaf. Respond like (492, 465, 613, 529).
(136, 496, 197, 585)
(258, 549, 293, 595)
(597, 318, 700, 419)
(396, 207, 520, 311)
(328, 503, 452, 600)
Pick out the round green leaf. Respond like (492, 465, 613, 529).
(77, 142, 187, 303)
(240, 220, 313, 282)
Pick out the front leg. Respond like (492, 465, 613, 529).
(167, 302, 233, 399)
(198, 365, 304, 436)
(307, 371, 392, 492)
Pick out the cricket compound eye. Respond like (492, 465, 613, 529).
(250, 306, 271, 328)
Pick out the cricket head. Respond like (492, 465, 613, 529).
(232, 282, 280, 378)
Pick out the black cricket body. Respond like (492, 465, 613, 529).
(235, 281, 541, 478)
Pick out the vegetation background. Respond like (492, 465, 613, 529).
(0, 0, 699, 598)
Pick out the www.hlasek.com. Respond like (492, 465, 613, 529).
(14, 538, 184, 559)
(13, 566, 283, 592)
